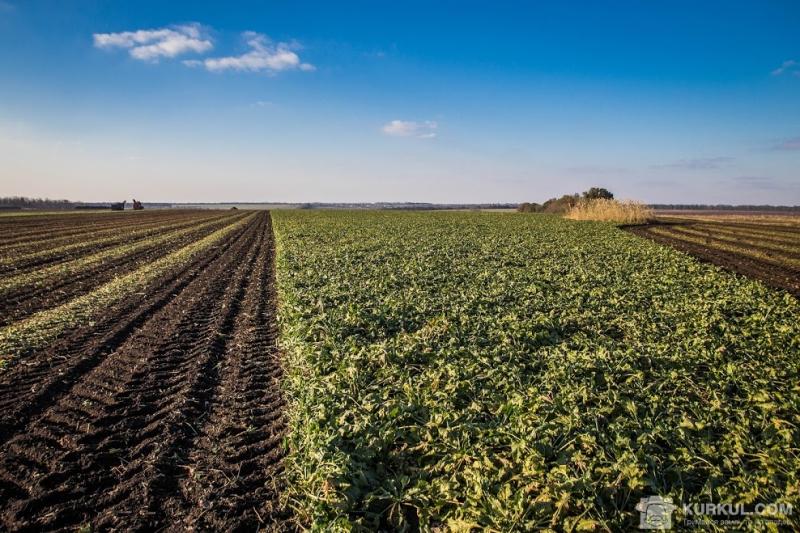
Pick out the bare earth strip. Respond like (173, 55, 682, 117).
(0, 210, 219, 251)
(0, 213, 253, 366)
(691, 223, 800, 246)
(0, 212, 292, 531)
(0, 213, 248, 297)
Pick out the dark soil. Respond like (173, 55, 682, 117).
(0, 212, 232, 274)
(0, 210, 215, 245)
(0, 214, 244, 327)
(627, 222, 800, 297)
(665, 225, 800, 260)
(0, 212, 293, 531)
(687, 221, 800, 239)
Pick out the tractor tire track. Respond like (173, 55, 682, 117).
(0, 216, 252, 442)
(0, 212, 290, 531)
(172, 213, 290, 531)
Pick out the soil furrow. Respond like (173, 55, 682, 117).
(665, 225, 800, 260)
(172, 213, 291, 530)
(90, 214, 268, 530)
(0, 212, 231, 274)
(647, 226, 800, 268)
(0, 215, 242, 326)
(0, 211, 291, 531)
(628, 225, 800, 297)
(0, 212, 208, 245)
(686, 220, 800, 236)
(692, 223, 800, 245)
(0, 217, 252, 443)
(0, 213, 270, 531)
(0, 212, 222, 254)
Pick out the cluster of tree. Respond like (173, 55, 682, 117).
(0, 196, 74, 210)
(518, 187, 614, 213)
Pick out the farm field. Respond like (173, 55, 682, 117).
(273, 210, 800, 530)
(628, 211, 800, 297)
(0, 209, 799, 531)
(0, 210, 289, 531)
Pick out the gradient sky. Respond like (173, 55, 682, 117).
(1, 0, 798, 204)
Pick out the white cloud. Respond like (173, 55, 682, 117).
(93, 24, 212, 61)
(771, 59, 798, 76)
(184, 32, 314, 73)
(381, 120, 438, 138)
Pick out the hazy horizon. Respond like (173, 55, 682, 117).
(1, 1, 799, 204)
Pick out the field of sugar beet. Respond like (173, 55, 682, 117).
(1, 209, 798, 531)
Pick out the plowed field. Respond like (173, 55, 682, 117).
(0, 210, 291, 531)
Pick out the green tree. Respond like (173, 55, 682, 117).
(582, 187, 614, 200)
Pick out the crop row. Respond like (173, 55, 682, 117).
(0, 209, 206, 243)
(0, 209, 224, 253)
(648, 227, 800, 269)
(0, 212, 254, 368)
(666, 226, 800, 257)
(0, 212, 247, 297)
(689, 223, 800, 246)
(0, 212, 231, 272)
(272, 210, 800, 530)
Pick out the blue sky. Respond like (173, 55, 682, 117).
(0, 0, 798, 204)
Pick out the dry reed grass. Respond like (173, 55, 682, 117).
(565, 198, 652, 224)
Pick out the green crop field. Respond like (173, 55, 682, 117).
(272, 210, 800, 531)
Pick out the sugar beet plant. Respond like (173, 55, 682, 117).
(272, 211, 800, 531)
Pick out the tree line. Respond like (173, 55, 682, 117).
(0, 197, 74, 210)
(518, 187, 614, 213)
